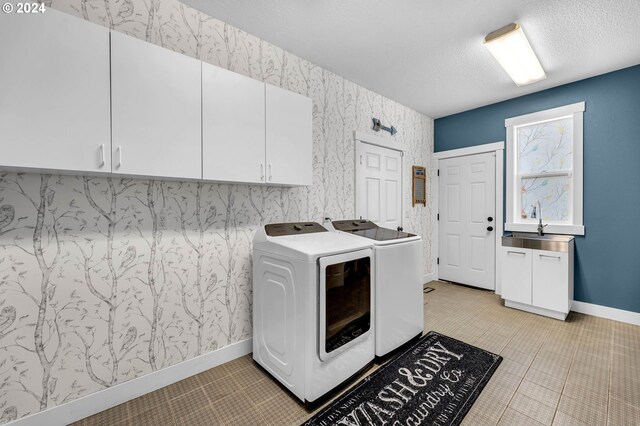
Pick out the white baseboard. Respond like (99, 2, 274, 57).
(423, 273, 436, 284)
(10, 338, 253, 426)
(572, 301, 640, 326)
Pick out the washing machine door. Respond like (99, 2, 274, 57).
(318, 248, 373, 361)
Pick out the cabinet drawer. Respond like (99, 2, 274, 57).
(500, 247, 532, 305)
(532, 250, 569, 313)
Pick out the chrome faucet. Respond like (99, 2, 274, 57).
(536, 201, 547, 236)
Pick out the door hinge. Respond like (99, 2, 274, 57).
(437, 213, 439, 221)
(437, 257, 439, 265)
(360, 155, 363, 165)
(437, 169, 440, 176)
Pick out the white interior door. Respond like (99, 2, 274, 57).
(438, 152, 496, 290)
(355, 142, 403, 230)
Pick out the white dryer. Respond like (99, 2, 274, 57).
(252, 222, 375, 404)
(330, 220, 424, 357)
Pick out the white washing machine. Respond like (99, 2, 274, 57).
(252, 222, 375, 404)
(330, 219, 424, 357)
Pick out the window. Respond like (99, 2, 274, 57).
(505, 102, 584, 235)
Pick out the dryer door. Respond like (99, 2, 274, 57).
(318, 248, 373, 361)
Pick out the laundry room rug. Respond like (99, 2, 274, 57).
(302, 331, 502, 426)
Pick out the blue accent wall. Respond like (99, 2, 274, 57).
(435, 65, 640, 314)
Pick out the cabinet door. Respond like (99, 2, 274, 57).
(0, 8, 110, 173)
(111, 32, 201, 179)
(533, 250, 569, 313)
(202, 64, 265, 183)
(500, 247, 532, 305)
(265, 85, 313, 186)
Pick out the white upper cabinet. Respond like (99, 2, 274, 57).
(111, 31, 201, 179)
(266, 85, 313, 186)
(0, 13, 312, 186)
(0, 8, 111, 173)
(202, 64, 266, 183)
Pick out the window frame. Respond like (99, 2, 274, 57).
(505, 102, 585, 235)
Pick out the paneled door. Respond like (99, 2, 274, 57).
(355, 142, 403, 230)
(438, 152, 496, 290)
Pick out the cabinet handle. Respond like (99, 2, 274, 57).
(116, 146, 122, 168)
(260, 163, 264, 181)
(507, 251, 525, 256)
(99, 144, 105, 167)
(268, 163, 273, 181)
(539, 254, 561, 260)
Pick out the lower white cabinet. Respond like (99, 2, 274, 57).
(500, 243, 574, 320)
(501, 248, 532, 305)
(533, 250, 571, 313)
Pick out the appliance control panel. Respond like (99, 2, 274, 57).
(332, 219, 376, 231)
(332, 219, 416, 241)
(265, 222, 328, 236)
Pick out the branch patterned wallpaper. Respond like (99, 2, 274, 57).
(0, 0, 433, 422)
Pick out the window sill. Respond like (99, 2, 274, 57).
(505, 222, 585, 236)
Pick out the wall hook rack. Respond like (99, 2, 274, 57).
(372, 118, 397, 135)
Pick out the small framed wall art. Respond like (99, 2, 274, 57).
(412, 166, 426, 206)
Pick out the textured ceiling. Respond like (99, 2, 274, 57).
(181, 0, 640, 118)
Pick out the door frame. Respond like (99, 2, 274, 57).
(432, 142, 505, 294)
(354, 131, 404, 228)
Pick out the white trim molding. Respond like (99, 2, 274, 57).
(433, 142, 504, 160)
(432, 141, 505, 294)
(505, 102, 585, 236)
(423, 273, 436, 284)
(354, 130, 403, 152)
(505, 102, 585, 127)
(572, 301, 640, 327)
(9, 338, 252, 426)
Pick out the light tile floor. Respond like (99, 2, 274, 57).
(77, 281, 640, 425)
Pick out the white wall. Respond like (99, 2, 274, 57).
(0, 0, 434, 422)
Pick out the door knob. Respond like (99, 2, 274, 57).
(487, 217, 493, 222)
(487, 226, 494, 232)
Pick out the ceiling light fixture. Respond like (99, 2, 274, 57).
(484, 23, 546, 86)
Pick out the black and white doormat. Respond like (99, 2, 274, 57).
(303, 331, 502, 426)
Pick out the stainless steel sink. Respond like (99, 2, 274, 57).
(502, 232, 574, 252)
